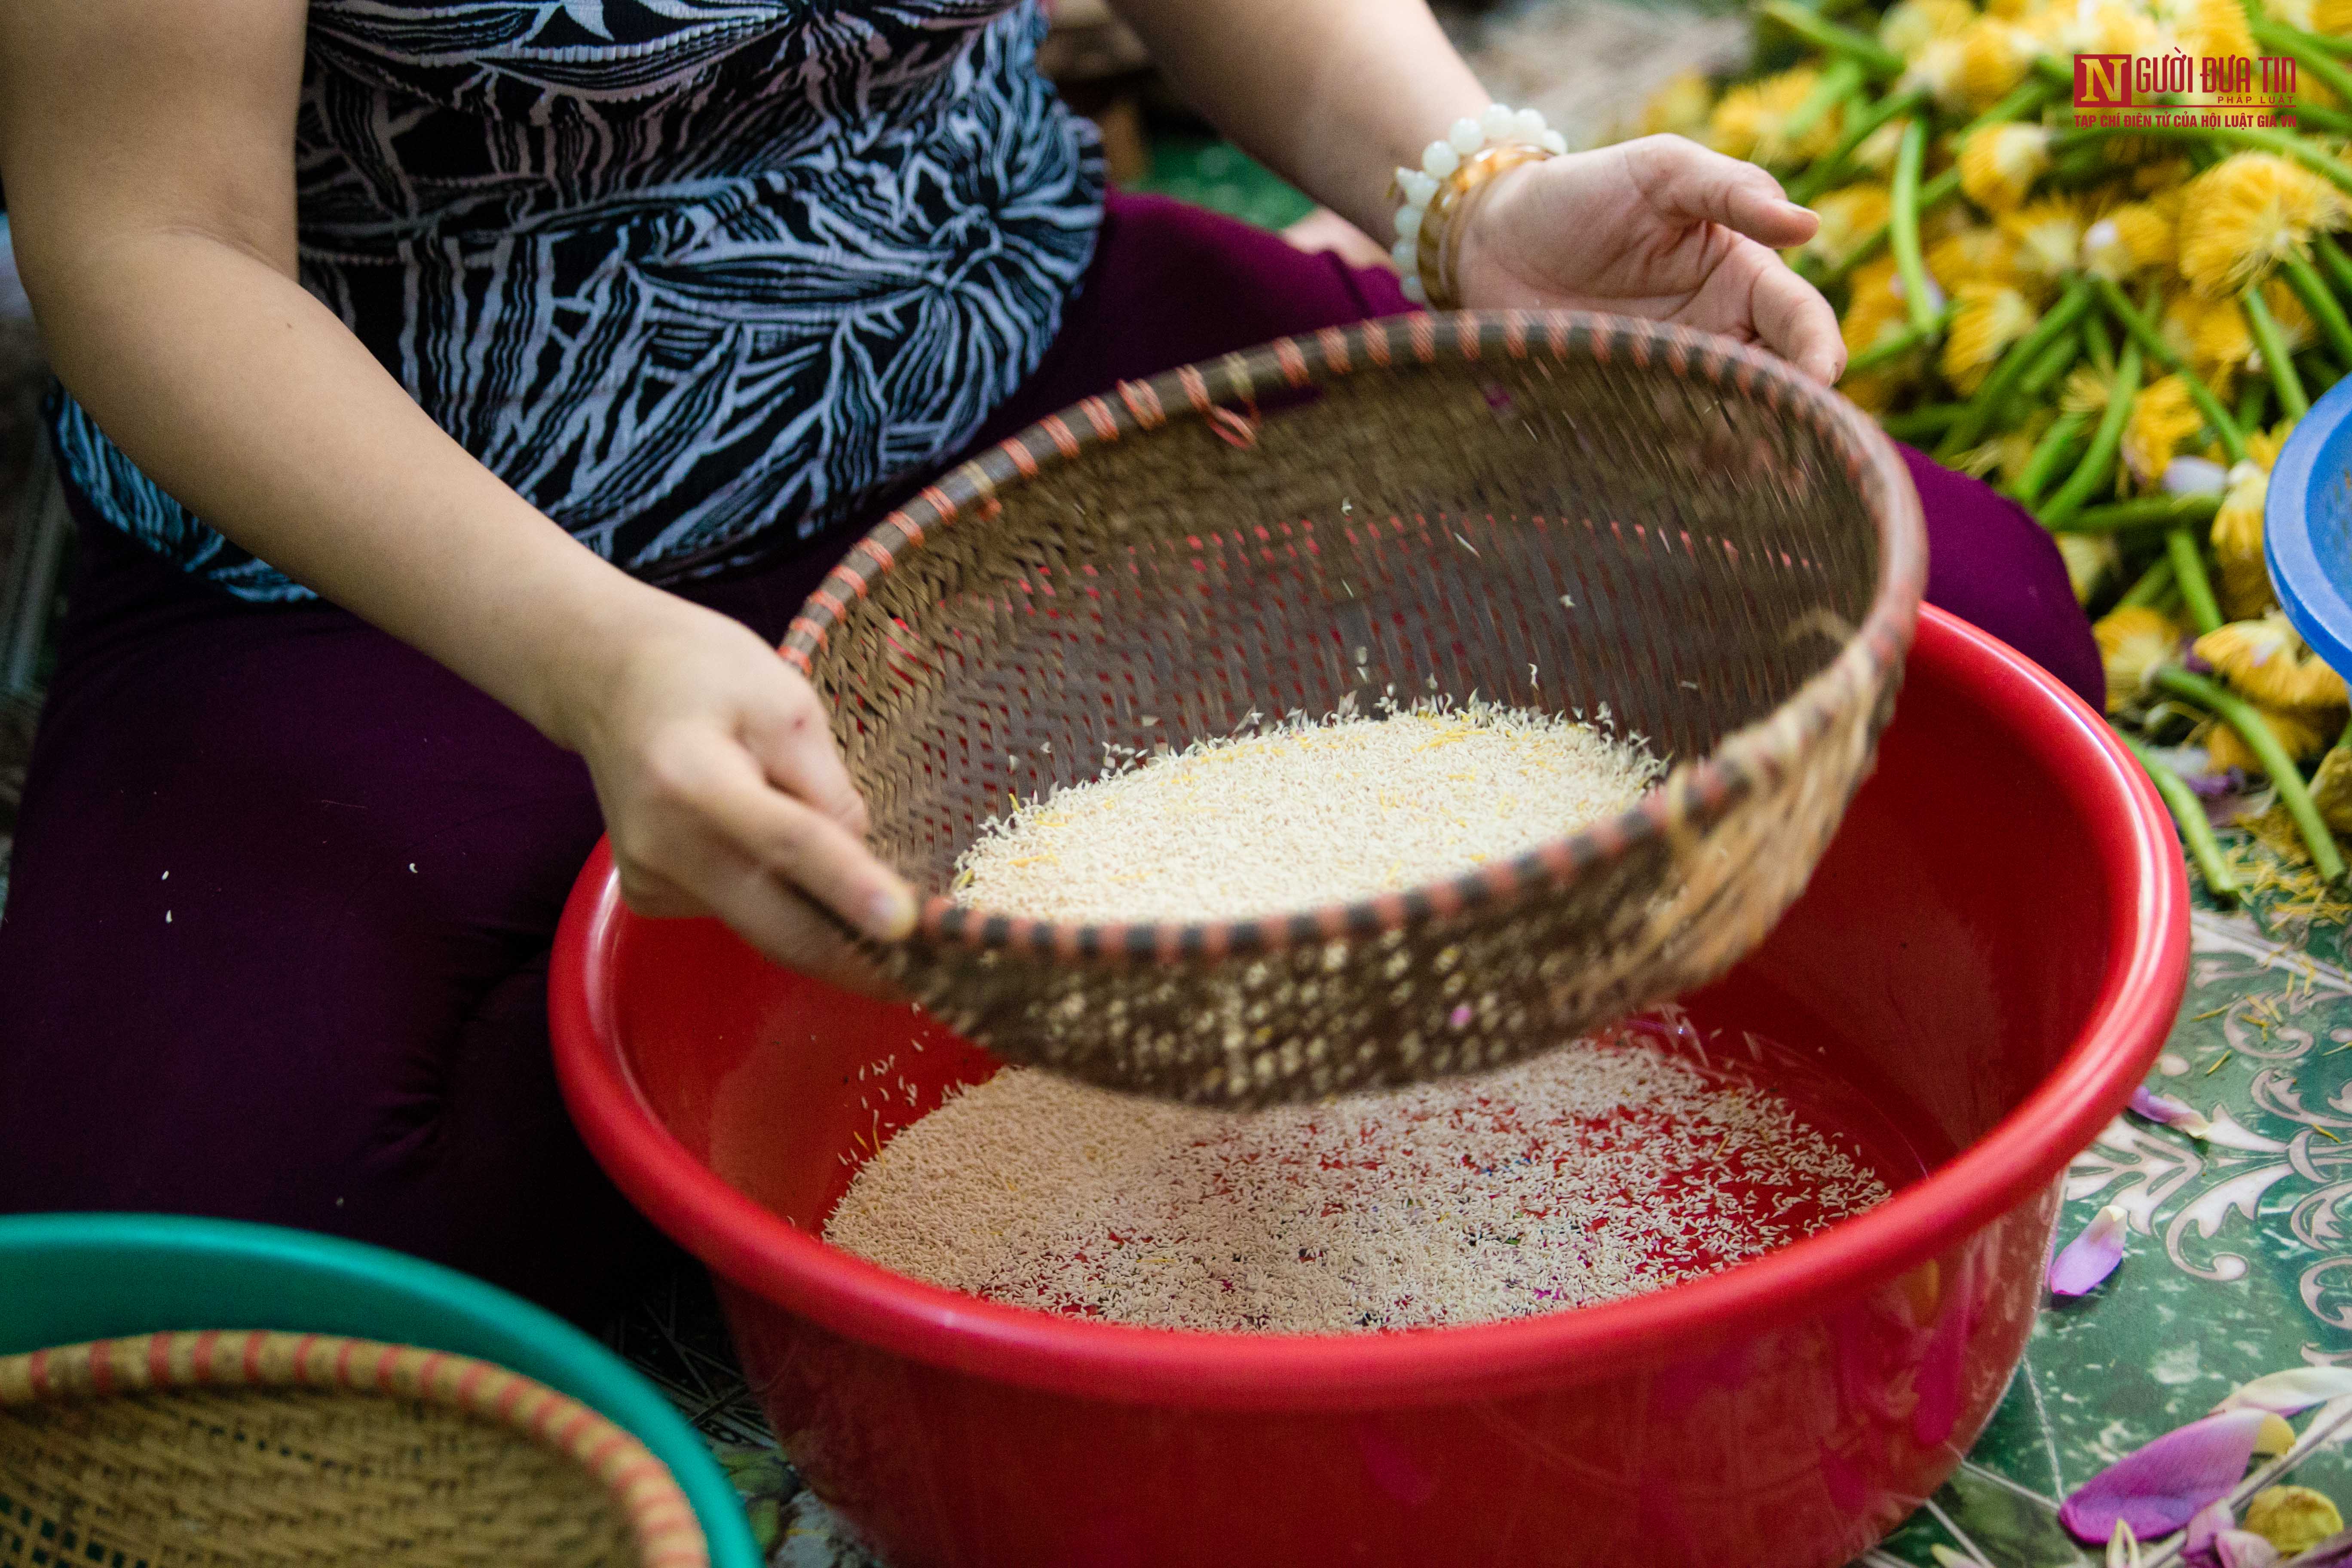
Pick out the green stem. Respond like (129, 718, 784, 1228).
(1770, 58, 1866, 163)
(2117, 553, 2178, 609)
(2119, 732, 2243, 902)
(1845, 304, 1957, 374)
(2054, 124, 2352, 197)
(2251, 17, 2352, 115)
(2086, 313, 2116, 377)
(1824, 168, 1960, 285)
(2165, 527, 2227, 634)
(1890, 120, 1938, 336)
(1759, 0, 1908, 77)
(1938, 278, 2096, 461)
(2153, 665, 2348, 881)
(2050, 494, 2224, 532)
(2239, 373, 2271, 434)
(1788, 85, 1926, 203)
(1879, 404, 1967, 440)
(2009, 411, 2089, 506)
(2039, 339, 2143, 528)
(2297, 102, 2352, 136)
(2009, 329, 2082, 418)
(2242, 283, 2312, 419)
(2091, 276, 2250, 464)
(2318, 234, 2352, 304)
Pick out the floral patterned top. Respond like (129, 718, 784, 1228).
(52, 0, 1105, 600)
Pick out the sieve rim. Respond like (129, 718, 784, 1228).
(781, 309, 1928, 962)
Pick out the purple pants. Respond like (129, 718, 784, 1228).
(0, 194, 2099, 1324)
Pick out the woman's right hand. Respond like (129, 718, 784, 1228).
(554, 595, 918, 998)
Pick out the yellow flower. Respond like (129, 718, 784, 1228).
(1708, 69, 1841, 163)
(2178, 153, 2347, 298)
(1960, 123, 2052, 213)
(2062, 363, 2116, 415)
(2001, 196, 2087, 292)
(2213, 420, 2295, 618)
(2196, 612, 2351, 709)
(1902, 36, 1973, 110)
(1957, 18, 2041, 106)
(1804, 183, 1894, 270)
(2081, 202, 2177, 278)
(1942, 283, 2038, 392)
(1851, 117, 1909, 176)
(2097, 606, 2187, 714)
(1880, 0, 1980, 56)
(2162, 288, 2246, 389)
(2315, 744, 2352, 833)
(1841, 254, 1913, 353)
(1927, 224, 2024, 288)
(2207, 703, 2338, 771)
(2318, 0, 2352, 34)
(2123, 374, 2206, 489)
(2057, 533, 2122, 603)
(2181, 0, 2258, 67)
(1637, 71, 1716, 139)
(2243, 1486, 2345, 1556)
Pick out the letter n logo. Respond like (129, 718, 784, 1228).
(2076, 53, 2133, 107)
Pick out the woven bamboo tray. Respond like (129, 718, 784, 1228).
(785, 310, 1927, 1106)
(0, 1331, 708, 1568)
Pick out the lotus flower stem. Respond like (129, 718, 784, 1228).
(2116, 554, 2177, 610)
(2242, 283, 2313, 419)
(1760, 1, 1906, 77)
(2051, 494, 2224, 532)
(2093, 277, 2250, 464)
(2154, 665, 2348, 881)
(2282, 253, 2352, 372)
(1825, 167, 1960, 284)
(1771, 58, 1866, 163)
(1846, 303, 1959, 374)
(1940, 277, 2096, 459)
(2040, 339, 2142, 528)
(2251, 17, 2352, 113)
(2120, 732, 2242, 901)
(2086, 313, 2116, 376)
(1788, 84, 1926, 203)
(1879, 404, 1967, 440)
(2239, 374, 2270, 432)
(2010, 410, 2090, 505)
(2165, 528, 2226, 634)
(2009, 329, 2084, 419)
(1890, 120, 1940, 335)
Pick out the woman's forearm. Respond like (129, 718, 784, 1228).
(1105, 0, 1489, 240)
(21, 227, 677, 750)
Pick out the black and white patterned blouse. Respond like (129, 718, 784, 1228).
(52, 0, 1105, 600)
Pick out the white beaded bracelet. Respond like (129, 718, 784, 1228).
(1390, 104, 1569, 307)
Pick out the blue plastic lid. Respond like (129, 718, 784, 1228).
(2267, 371, 2352, 677)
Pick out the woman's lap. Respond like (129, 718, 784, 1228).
(0, 190, 2099, 1322)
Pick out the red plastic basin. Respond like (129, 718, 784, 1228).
(551, 605, 2188, 1568)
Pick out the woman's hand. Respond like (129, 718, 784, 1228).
(557, 598, 917, 998)
(1452, 135, 1847, 386)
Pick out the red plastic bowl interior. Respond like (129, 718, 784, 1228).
(552, 606, 2187, 1568)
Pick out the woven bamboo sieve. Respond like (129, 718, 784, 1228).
(784, 310, 1927, 1107)
(0, 1331, 708, 1568)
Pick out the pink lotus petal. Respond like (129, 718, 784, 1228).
(2216, 1366, 2352, 1415)
(2131, 1085, 2214, 1138)
(2060, 1409, 2272, 1543)
(2213, 1531, 2281, 1568)
(2051, 1205, 2130, 1297)
(2188, 1497, 2236, 1556)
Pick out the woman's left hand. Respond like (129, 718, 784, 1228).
(1451, 134, 1846, 386)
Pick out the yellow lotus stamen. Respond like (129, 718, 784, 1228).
(2179, 153, 2347, 298)
(2213, 460, 2274, 618)
(1880, 0, 1979, 57)
(1926, 225, 2024, 290)
(2062, 363, 2116, 415)
(2182, 0, 2258, 67)
(2001, 196, 2088, 289)
(2082, 202, 2177, 279)
(1804, 183, 1894, 270)
(2315, 0, 2352, 36)
(1850, 117, 1908, 176)
(2206, 703, 2337, 772)
(2058, 534, 2122, 605)
(1942, 283, 2038, 393)
(2096, 606, 2188, 714)
(1901, 35, 1972, 110)
(1960, 123, 2053, 214)
(2196, 613, 2352, 709)
(2122, 374, 2206, 489)
(1956, 18, 2042, 106)
(1708, 68, 1842, 163)
(1636, 71, 1716, 139)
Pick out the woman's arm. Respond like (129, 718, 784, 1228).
(1109, 0, 1844, 383)
(0, 0, 916, 983)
